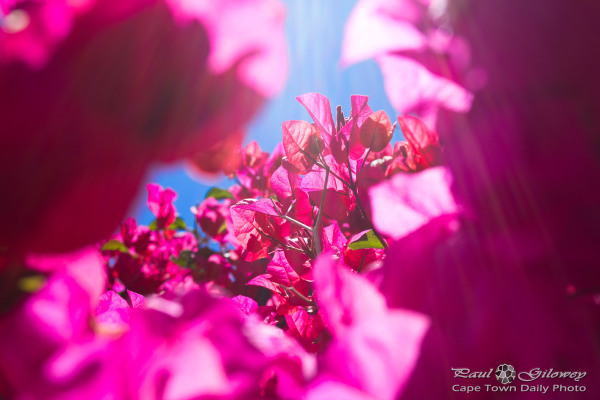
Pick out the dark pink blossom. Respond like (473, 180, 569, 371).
(147, 183, 177, 230)
(191, 197, 230, 240)
(231, 198, 291, 261)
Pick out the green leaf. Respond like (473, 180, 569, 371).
(171, 250, 194, 268)
(167, 216, 187, 231)
(149, 217, 187, 231)
(101, 239, 130, 253)
(18, 275, 46, 293)
(217, 221, 227, 234)
(347, 230, 385, 250)
(205, 187, 234, 200)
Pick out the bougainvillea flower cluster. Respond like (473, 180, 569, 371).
(0, 92, 443, 399)
(0, 0, 287, 255)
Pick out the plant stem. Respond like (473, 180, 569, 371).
(270, 198, 313, 232)
(312, 166, 329, 256)
(280, 284, 316, 306)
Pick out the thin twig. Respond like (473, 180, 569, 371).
(356, 251, 367, 274)
(270, 198, 314, 232)
(280, 284, 316, 306)
(254, 226, 304, 253)
(312, 165, 329, 256)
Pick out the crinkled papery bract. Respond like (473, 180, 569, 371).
(301, 154, 354, 222)
(397, 115, 442, 169)
(359, 110, 393, 152)
(94, 290, 146, 334)
(282, 120, 323, 174)
(122, 289, 275, 399)
(296, 92, 336, 145)
(0, 0, 287, 255)
(231, 198, 289, 261)
(0, 248, 309, 399)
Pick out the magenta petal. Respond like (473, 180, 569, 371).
(26, 247, 106, 306)
(296, 93, 336, 144)
(231, 295, 258, 317)
(231, 198, 287, 260)
(267, 251, 300, 288)
(320, 309, 429, 400)
(341, 0, 427, 66)
(285, 308, 309, 337)
(282, 119, 322, 173)
(147, 183, 177, 229)
(95, 291, 131, 329)
(0, 1, 84, 67)
(377, 54, 473, 126)
(233, 197, 282, 217)
(270, 165, 294, 204)
(312, 253, 387, 335)
(370, 167, 458, 240)
(247, 274, 280, 293)
(0, 250, 106, 397)
(169, 0, 288, 98)
(312, 254, 429, 400)
(0, 0, 289, 255)
(322, 222, 347, 254)
(350, 95, 373, 126)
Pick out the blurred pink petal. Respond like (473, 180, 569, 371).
(342, 0, 473, 123)
(0, 248, 107, 398)
(378, 54, 473, 126)
(0, 0, 288, 255)
(312, 254, 429, 400)
(341, 0, 426, 66)
(0, 0, 91, 67)
(372, 1, 600, 397)
(370, 167, 458, 240)
(168, 0, 287, 98)
(231, 295, 258, 317)
(307, 380, 375, 400)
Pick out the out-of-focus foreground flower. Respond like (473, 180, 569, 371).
(342, 0, 474, 127)
(344, 0, 600, 398)
(0, 0, 287, 255)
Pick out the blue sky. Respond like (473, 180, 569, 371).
(133, 0, 396, 224)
